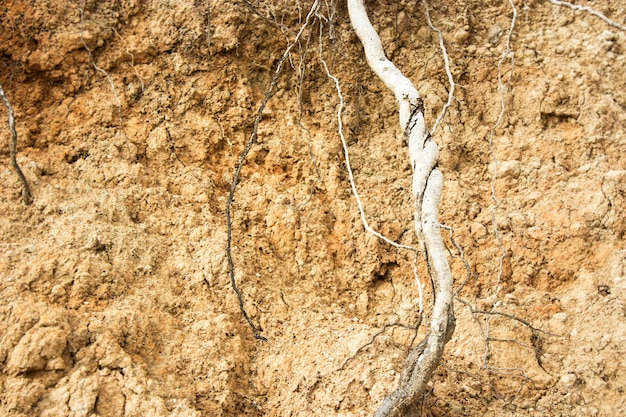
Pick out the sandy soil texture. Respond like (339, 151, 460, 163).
(1, 0, 624, 416)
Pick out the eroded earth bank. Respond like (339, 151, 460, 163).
(1, 0, 625, 416)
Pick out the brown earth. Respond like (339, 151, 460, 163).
(1, 0, 625, 416)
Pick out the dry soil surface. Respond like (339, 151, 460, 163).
(1, 0, 625, 416)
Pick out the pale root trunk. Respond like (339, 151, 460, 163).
(347, 1, 455, 415)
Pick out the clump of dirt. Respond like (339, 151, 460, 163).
(1, 0, 625, 416)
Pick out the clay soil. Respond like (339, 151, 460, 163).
(1, 0, 625, 416)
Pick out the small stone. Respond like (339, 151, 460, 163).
(526, 226, 545, 240)
(356, 293, 369, 315)
(470, 222, 487, 238)
(529, 157, 542, 169)
(553, 312, 567, 322)
(51, 285, 66, 297)
(560, 372, 577, 387)
(488, 24, 502, 44)
(504, 294, 518, 305)
(498, 160, 522, 179)
(454, 29, 470, 44)
(399, 301, 413, 312)
(525, 191, 542, 202)
(46, 357, 67, 371)
(7, 327, 67, 374)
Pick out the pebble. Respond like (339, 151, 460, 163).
(560, 373, 577, 387)
(470, 222, 487, 238)
(51, 285, 66, 297)
(529, 157, 542, 169)
(526, 226, 545, 240)
(488, 24, 502, 44)
(454, 29, 470, 44)
(498, 160, 521, 179)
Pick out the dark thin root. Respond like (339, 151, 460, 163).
(297, 33, 321, 181)
(455, 296, 559, 337)
(487, 337, 541, 352)
(339, 321, 420, 371)
(226, 1, 320, 341)
(440, 224, 472, 294)
(482, 365, 530, 405)
(295, 21, 320, 209)
(440, 365, 505, 401)
(408, 313, 424, 351)
(242, 0, 296, 35)
(444, 363, 529, 404)
(0, 82, 33, 205)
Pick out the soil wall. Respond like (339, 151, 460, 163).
(1, 1, 624, 416)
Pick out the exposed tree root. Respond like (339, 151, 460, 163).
(0, 82, 32, 205)
(548, 0, 626, 31)
(225, 0, 320, 341)
(348, 1, 455, 415)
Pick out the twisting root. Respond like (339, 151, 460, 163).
(294, 25, 321, 208)
(487, 0, 516, 308)
(422, 0, 456, 136)
(79, 1, 123, 121)
(316, 55, 413, 248)
(110, 27, 145, 92)
(439, 224, 472, 294)
(78, 0, 134, 158)
(548, 0, 626, 31)
(0, 82, 33, 205)
(348, 1, 455, 415)
(339, 320, 421, 371)
(225, 0, 320, 341)
(316, 14, 425, 314)
(456, 297, 532, 404)
(484, 0, 517, 376)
